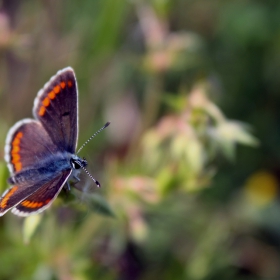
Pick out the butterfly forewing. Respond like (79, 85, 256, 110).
(33, 67, 78, 154)
(5, 119, 59, 175)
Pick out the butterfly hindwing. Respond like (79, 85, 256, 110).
(11, 170, 72, 217)
(0, 185, 30, 216)
(33, 67, 78, 154)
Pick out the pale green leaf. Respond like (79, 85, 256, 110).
(184, 139, 204, 174)
(23, 214, 42, 244)
(215, 121, 259, 146)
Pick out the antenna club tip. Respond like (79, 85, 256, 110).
(105, 121, 111, 127)
(96, 181, 101, 188)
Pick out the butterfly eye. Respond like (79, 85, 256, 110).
(70, 158, 81, 169)
(70, 157, 87, 170)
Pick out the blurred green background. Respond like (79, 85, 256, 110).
(0, 0, 279, 279)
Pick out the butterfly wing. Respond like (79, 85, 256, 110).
(11, 170, 71, 217)
(5, 119, 60, 175)
(2, 119, 72, 216)
(33, 67, 78, 154)
(0, 170, 71, 216)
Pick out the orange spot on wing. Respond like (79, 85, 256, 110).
(11, 145, 20, 153)
(48, 91, 56, 99)
(39, 106, 46, 116)
(36, 202, 43, 207)
(54, 85, 60, 94)
(12, 154, 20, 163)
(30, 201, 35, 208)
(43, 97, 50, 107)
(21, 200, 44, 209)
(67, 80, 73, 87)
(21, 200, 28, 207)
(12, 138, 20, 145)
(14, 162, 22, 171)
(0, 186, 18, 208)
(10, 131, 24, 171)
(17, 132, 23, 139)
(60, 81, 66, 89)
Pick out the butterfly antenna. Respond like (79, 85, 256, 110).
(80, 164, 101, 188)
(77, 122, 110, 154)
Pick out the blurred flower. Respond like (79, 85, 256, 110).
(128, 206, 148, 243)
(114, 176, 159, 203)
(0, 11, 31, 55)
(0, 12, 11, 49)
(105, 94, 141, 149)
(137, 4, 206, 73)
(244, 171, 278, 207)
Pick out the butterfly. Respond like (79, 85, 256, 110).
(0, 67, 109, 217)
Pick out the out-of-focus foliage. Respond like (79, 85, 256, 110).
(0, 0, 279, 279)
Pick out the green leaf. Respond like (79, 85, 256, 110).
(162, 93, 186, 112)
(87, 194, 115, 218)
(23, 214, 42, 244)
(0, 161, 9, 193)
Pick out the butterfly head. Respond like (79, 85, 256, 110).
(70, 154, 100, 187)
(70, 155, 87, 170)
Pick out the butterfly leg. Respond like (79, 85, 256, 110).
(63, 181, 71, 193)
(72, 175, 80, 185)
